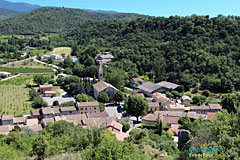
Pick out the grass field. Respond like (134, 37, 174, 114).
(0, 67, 54, 73)
(0, 75, 34, 85)
(48, 47, 72, 57)
(5, 60, 49, 68)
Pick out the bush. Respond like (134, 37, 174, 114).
(59, 101, 75, 107)
(192, 95, 207, 105)
(99, 102, 105, 112)
(120, 121, 130, 132)
(202, 89, 210, 97)
(97, 92, 109, 103)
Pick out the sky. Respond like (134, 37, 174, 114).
(7, 0, 240, 17)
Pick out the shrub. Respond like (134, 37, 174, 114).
(120, 121, 130, 132)
(97, 92, 109, 103)
(202, 89, 210, 97)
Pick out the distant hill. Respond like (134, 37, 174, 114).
(0, 8, 22, 21)
(0, 7, 148, 35)
(0, 0, 41, 12)
(84, 9, 118, 14)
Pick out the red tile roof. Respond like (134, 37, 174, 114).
(207, 112, 218, 120)
(39, 84, 53, 89)
(208, 104, 222, 110)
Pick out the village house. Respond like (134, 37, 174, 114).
(81, 117, 116, 127)
(162, 116, 180, 127)
(27, 124, 42, 133)
(43, 91, 57, 97)
(138, 81, 179, 97)
(190, 105, 210, 114)
(13, 117, 25, 126)
(26, 118, 39, 126)
(156, 81, 179, 93)
(41, 118, 55, 128)
(40, 107, 55, 119)
(94, 53, 114, 64)
(39, 84, 53, 94)
(22, 46, 36, 51)
(70, 56, 79, 62)
(148, 102, 160, 112)
(50, 54, 63, 60)
(206, 112, 218, 120)
(1, 115, 13, 125)
(130, 77, 145, 88)
(187, 111, 206, 120)
(107, 120, 129, 141)
(93, 81, 118, 100)
(52, 108, 61, 116)
(208, 104, 222, 112)
(142, 114, 158, 125)
(167, 103, 185, 112)
(181, 96, 191, 107)
(60, 107, 79, 115)
(0, 125, 14, 135)
(76, 101, 100, 114)
(31, 110, 41, 119)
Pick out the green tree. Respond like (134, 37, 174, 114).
(29, 88, 40, 101)
(202, 89, 210, 97)
(124, 95, 149, 122)
(221, 94, 240, 113)
(120, 121, 130, 132)
(113, 91, 124, 104)
(97, 92, 109, 103)
(156, 114, 162, 136)
(33, 75, 50, 85)
(32, 136, 48, 159)
(32, 97, 48, 108)
(192, 95, 206, 105)
(76, 93, 89, 102)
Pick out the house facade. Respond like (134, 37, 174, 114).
(76, 101, 100, 114)
(93, 81, 118, 100)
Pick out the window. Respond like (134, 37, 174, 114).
(80, 108, 83, 110)
(85, 108, 87, 110)
(94, 107, 96, 110)
(81, 112, 83, 114)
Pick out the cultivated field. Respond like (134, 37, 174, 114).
(49, 47, 72, 57)
(0, 75, 35, 116)
(0, 85, 32, 116)
(5, 60, 49, 68)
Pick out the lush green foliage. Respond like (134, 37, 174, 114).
(192, 95, 207, 105)
(120, 121, 130, 132)
(178, 110, 240, 159)
(0, 67, 54, 73)
(0, 8, 22, 21)
(0, 121, 168, 159)
(97, 92, 109, 103)
(76, 93, 95, 102)
(124, 95, 149, 121)
(65, 15, 240, 93)
(0, 7, 147, 34)
(113, 90, 125, 103)
(221, 93, 240, 113)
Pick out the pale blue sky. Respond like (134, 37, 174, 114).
(7, 0, 240, 17)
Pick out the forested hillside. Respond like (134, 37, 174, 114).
(66, 15, 240, 93)
(0, 8, 22, 21)
(0, 0, 41, 12)
(0, 7, 147, 35)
